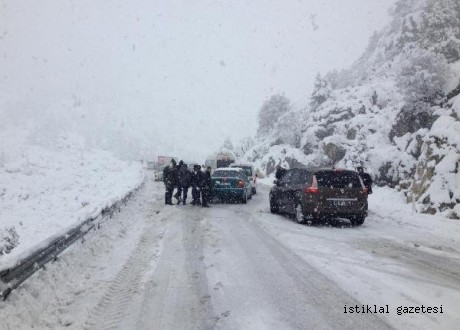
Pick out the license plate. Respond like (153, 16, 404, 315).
(328, 199, 356, 207)
(334, 201, 351, 207)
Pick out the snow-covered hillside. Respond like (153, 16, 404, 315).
(0, 126, 144, 269)
(241, 0, 460, 218)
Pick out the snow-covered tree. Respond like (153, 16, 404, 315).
(257, 94, 291, 136)
(420, 0, 460, 62)
(234, 137, 255, 158)
(310, 73, 332, 111)
(274, 111, 302, 147)
(324, 70, 339, 90)
(221, 137, 234, 151)
(396, 48, 450, 105)
(389, 0, 422, 33)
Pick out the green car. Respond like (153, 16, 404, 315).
(211, 168, 252, 204)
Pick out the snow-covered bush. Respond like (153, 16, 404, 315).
(0, 227, 19, 255)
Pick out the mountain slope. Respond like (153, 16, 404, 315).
(241, 0, 460, 218)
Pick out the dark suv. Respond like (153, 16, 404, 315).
(269, 168, 368, 225)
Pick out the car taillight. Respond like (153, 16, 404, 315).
(304, 175, 319, 194)
(305, 187, 319, 193)
(362, 187, 368, 195)
(237, 180, 245, 188)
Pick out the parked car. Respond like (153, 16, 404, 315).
(212, 168, 252, 204)
(269, 168, 368, 225)
(230, 163, 257, 195)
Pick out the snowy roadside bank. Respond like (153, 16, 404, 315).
(0, 128, 144, 272)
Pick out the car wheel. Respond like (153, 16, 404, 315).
(295, 203, 306, 224)
(351, 215, 365, 226)
(270, 198, 279, 214)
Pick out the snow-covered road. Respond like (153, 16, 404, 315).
(1, 173, 459, 330)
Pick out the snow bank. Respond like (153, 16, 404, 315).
(0, 127, 144, 270)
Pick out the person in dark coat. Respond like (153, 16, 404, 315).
(178, 162, 192, 205)
(163, 159, 179, 205)
(172, 160, 183, 204)
(191, 165, 203, 206)
(201, 166, 213, 207)
(357, 166, 373, 194)
(275, 165, 287, 180)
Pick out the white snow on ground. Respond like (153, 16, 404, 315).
(0, 127, 144, 270)
(0, 174, 164, 329)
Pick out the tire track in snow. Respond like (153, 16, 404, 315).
(83, 223, 165, 330)
(206, 203, 392, 329)
(135, 208, 215, 330)
(360, 239, 460, 290)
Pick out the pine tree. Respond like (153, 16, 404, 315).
(310, 73, 332, 111)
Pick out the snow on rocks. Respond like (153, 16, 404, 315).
(410, 97, 460, 218)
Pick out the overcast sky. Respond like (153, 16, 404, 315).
(0, 0, 396, 162)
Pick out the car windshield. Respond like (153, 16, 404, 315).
(233, 166, 252, 177)
(216, 160, 234, 168)
(212, 170, 241, 178)
(315, 171, 362, 189)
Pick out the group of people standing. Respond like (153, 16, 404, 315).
(162, 159, 213, 207)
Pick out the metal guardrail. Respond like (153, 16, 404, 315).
(0, 187, 139, 300)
